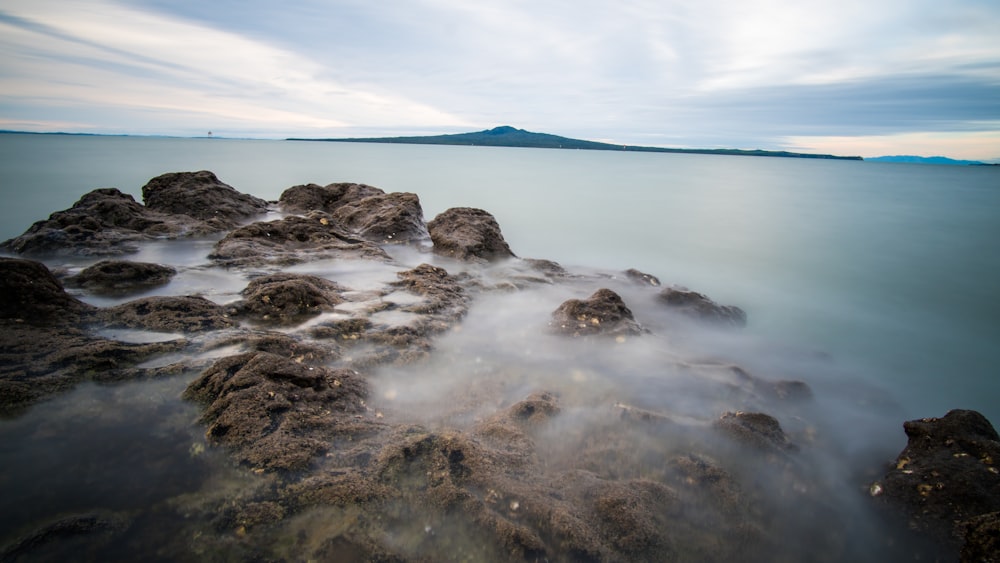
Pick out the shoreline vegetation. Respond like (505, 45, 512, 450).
(1, 171, 997, 561)
(288, 125, 865, 161)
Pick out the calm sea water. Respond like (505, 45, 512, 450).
(3, 133, 997, 423)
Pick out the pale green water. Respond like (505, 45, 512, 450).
(2, 133, 997, 423)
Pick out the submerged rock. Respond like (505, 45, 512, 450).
(209, 212, 390, 267)
(624, 268, 661, 287)
(64, 260, 176, 295)
(427, 207, 515, 262)
(713, 411, 797, 453)
(874, 409, 1000, 555)
(279, 182, 385, 214)
(141, 170, 268, 228)
(657, 286, 747, 327)
(101, 295, 235, 333)
(550, 288, 644, 338)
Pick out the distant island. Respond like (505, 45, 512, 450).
(866, 155, 994, 166)
(288, 126, 864, 161)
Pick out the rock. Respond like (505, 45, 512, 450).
(549, 288, 643, 338)
(209, 212, 390, 267)
(2, 188, 204, 256)
(232, 273, 345, 325)
(183, 352, 375, 472)
(427, 207, 515, 262)
(713, 411, 797, 452)
(960, 511, 1000, 563)
(279, 182, 385, 214)
(657, 286, 747, 327)
(0, 258, 94, 324)
(141, 171, 268, 228)
(65, 260, 176, 295)
(874, 409, 1000, 551)
(101, 295, 236, 332)
(0, 511, 131, 561)
(329, 192, 429, 243)
(624, 268, 661, 287)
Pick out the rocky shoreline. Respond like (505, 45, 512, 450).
(1, 171, 996, 561)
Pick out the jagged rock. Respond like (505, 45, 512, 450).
(713, 411, 797, 452)
(427, 207, 515, 262)
(657, 286, 747, 327)
(232, 273, 344, 325)
(65, 260, 176, 295)
(0, 257, 94, 323)
(624, 268, 661, 287)
(101, 295, 236, 333)
(209, 212, 390, 267)
(1, 188, 205, 256)
(279, 182, 385, 214)
(183, 352, 375, 472)
(550, 288, 643, 338)
(141, 170, 268, 228)
(874, 409, 1000, 553)
(329, 192, 429, 243)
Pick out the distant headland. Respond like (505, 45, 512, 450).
(288, 125, 864, 161)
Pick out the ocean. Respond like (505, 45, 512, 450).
(1, 132, 998, 560)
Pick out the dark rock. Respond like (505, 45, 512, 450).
(0, 511, 131, 561)
(101, 295, 236, 332)
(657, 286, 747, 327)
(183, 352, 375, 472)
(961, 511, 1000, 563)
(329, 192, 429, 243)
(2, 188, 204, 256)
(141, 171, 268, 228)
(550, 288, 643, 338)
(233, 273, 344, 325)
(624, 268, 661, 287)
(875, 410, 1000, 550)
(65, 260, 176, 295)
(209, 212, 390, 267)
(0, 258, 94, 324)
(279, 182, 385, 214)
(713, 411, 797, 452)
(427, 207, 515, 262)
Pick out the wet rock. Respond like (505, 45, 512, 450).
(657, 286, 747, 327)
(0, 257, 94, 324)
(233, 273, 344, 325)
(102, 295, 236, 332)
(713, 411, 797, 452)
(184, 352, 375, 472)
(390, 263, 468, 321)
(427, 207, 515, 262)
(0, 511, 131, 561)
(960, 511, 1000, 563)
(2, 188, 204, 256)
(550, 288, 644, 338)
(329, 192, 429, 243)
(875, 409, 1000, 550)
(209, 212, 390, 267)
(64, 260, 176, 295)
(624, 268, 661, 287)
(141, 170, 268, 228)
(279, 182, 385, 214)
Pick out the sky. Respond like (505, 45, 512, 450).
(1, 0, 999, 160)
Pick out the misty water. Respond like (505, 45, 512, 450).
(1, 133, 998, 560)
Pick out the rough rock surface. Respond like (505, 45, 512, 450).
(657, 286, 747, 327)
(1, 188, 205, 256)
(550, 288, 644, 338)
(713, 411, 797, 452)
(1, 257, 94, 323)
(624, 268, 661, 287)
(101, 296, 236, 333)
(64, 260, 176, 295)
(183, 352, 376, 472)
(427, 207, 515, 262)
(875, 409, 1000, 555)
(141, 170, 268, 228)
(329, 192, 429, 243)
(278, 182, 385, 214)
(209, 212, 390, 267)
(232, 273, 345, 325)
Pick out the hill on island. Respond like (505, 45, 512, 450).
(289, 126, 863, 161)
(866, 155, 991, 166)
